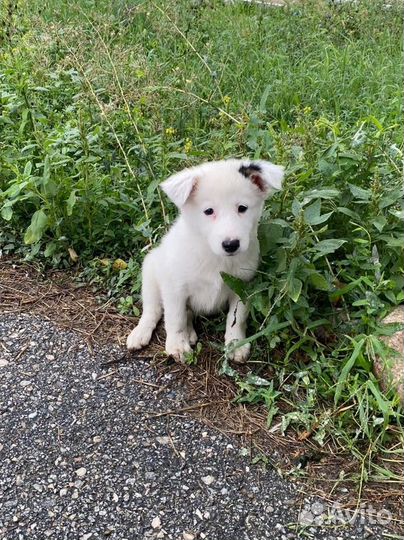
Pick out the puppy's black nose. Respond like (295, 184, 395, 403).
(222, 239, 240, 253)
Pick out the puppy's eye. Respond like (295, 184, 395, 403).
(204, 208, 214, 216)
(238, 205, 248, 214)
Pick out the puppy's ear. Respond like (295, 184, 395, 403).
(239, 160, 284, 197)
(160, 167, 198, 207)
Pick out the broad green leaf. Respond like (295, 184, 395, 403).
(24, 209, 48, 244)
(291, 199, 302, 217)
(220, 272, 247, 302)
(66, 190, 77, 216)
(21, 143, 38, 152)
(259, 222, 285, 255)
(348, 184, 371, 201)
(252, 293, 269, 316)
(269, 218, 290, 228)
(309, 272, 329, 291)
(288, 256, 301, 274)
(379, 188, 402, 209)
(1, 205, 13, 221)
(44, 241, 58, 257)
(309, 211, 333, 226)
(42, 155, 50, 186)
(313, 239, 346, 260)
(23, 161, 32, 177)
(276, 249, 287, 272)
(384, 236, 404, 248)
(318, 159, 338, 176)
(303, 199, 321, 224)
(337, 206, 357, 219)
(288, 277, 302, 302)
(384, 290, 396, 304)
(4, 182, 23, 198)
(302, 188, 340, 201)
(389, 209, 404, 220)
(372, 215, 387, 232)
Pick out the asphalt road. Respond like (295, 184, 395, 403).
(0, 313, 393, 540)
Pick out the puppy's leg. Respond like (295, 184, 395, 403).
(162, 290, 192, 362)
(127, 255, 162, 350)
(187, 308, 198, 346)
(225, 294, 250, 363)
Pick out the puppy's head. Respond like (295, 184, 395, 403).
(161, 159, 284, 257)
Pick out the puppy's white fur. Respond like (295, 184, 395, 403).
(127, 159, 284, 362)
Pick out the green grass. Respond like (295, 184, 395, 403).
(1, 0, 403, 490)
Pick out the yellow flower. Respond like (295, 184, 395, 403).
(223, 95, 231, 106)
(165, 127, 176, 136)
(184, 138, 193, 153)
(113, 258, 128, 271)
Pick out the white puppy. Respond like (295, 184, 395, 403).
(127, 159, 284, 362)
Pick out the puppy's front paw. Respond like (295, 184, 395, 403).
(226, 340, 251, 364)
(165, 333, 192, 362)
(126, 326, 153, 350)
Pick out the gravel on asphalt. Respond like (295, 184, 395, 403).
(0, 313, 396, 540)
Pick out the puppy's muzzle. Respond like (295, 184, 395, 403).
(222, 239, 240, 254)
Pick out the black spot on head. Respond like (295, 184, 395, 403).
(239, 163, 262, 177)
